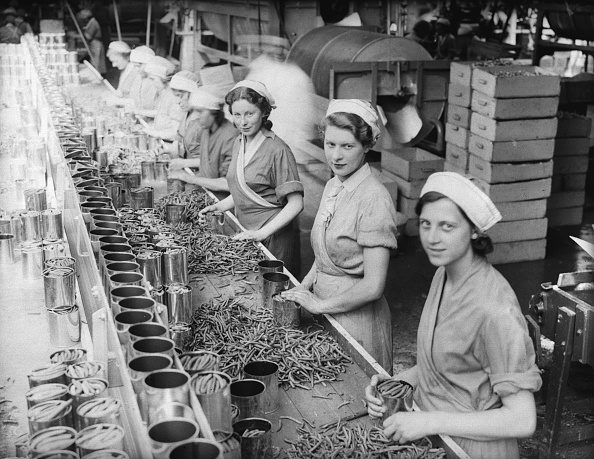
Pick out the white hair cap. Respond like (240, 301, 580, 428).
(107, 41, 131, 54)
(326, 99, 381, 140)
(130, 46, 155, 64)
(420, 172, 502, 232)
(169, 70, 200, 93)
(188, 87, 225, 111)
(230, 80, 276, 108)
(144, 56, 176, 79)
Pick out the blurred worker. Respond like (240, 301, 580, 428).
(15, 8, 33, 36)
(136, 56, 183, 141)
(407, 19, 433, 54)
(168, 87, 239, 199)
(106, 41, 136, 97)
(0, 8, 20, 43)
(128, 46, 158, 111)
(79, 9, 106, 74)
(434, 17, 458, 60)
(282, 100, 398, 372)
(199, 80, 304, 275)
(365, 172, 541, 458)
(168, 70, 201, 149)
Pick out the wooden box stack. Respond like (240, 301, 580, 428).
(445, 62, 474, 173)
(447, 63, 561, 264)
(380, 147, 444, 236)
(547, 112, 592, 226)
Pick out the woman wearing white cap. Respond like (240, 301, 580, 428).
(168, 87, 238, 199)
(106, 41, 136, 98)
(198, 80, 304, 275)
(365, 172, 541, 458)
(128, 46, 158, 111)
(136, 56, 184, 141)
(282, 99, 398, 372)
(165, 70, 201, 152)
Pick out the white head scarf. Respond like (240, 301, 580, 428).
(420, 172, 502, 232)
(326, 99, 381, 140)
(188, 87, 224, 111)
(107, 41, 131, 55)
(170, 70, 200, 93)
(144, 56, 176, 80)
(130, 46, 155, 64)
(231, 80, 276, 108)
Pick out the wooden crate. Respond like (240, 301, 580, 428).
(398, 194, 419, 218)
(556, 112, 593, 138)
(381, 147, 444, 181)
(551, 173, 587, 192)
(471, 66, 561, 98)
(469, 133, 555, 163)
(444, 162, 467, 175)
(487, 238, 547, 264)
(470, 113, 558, 142)
(497, 199, 547, 222)
(471, 92, 558, 120)
(448, 83, 472, 107)
(445, 123, 470, 148)
(392, 173, 426, 199)
(473, 177, 552, 202)
(446, 143, 469, 172)
(450, 62, 473, 86)
(546, 207, 584, 226)
(488, 218, 548, 243)
(447, 104, 471, 129)
(547, 191, 586, 209)
(553, 137, 591, 156)
(552, 155, 589, 174)
(468, 155, 553, 184)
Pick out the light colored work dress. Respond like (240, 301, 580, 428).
(311, 163, 398, 373)
(177, 111, 202, 159)
(117, 63, 139, 98)
(197, 119, 237, 180)
(83, 18, 106, 74)
(130, 77, 159, 111)
(226, 128, 303, 275)
(415, 256, 542, 459)
(151, 87, 184, 141)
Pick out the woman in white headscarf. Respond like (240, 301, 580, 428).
(364, 172, 542, 459)
(282, 99, 399, 372)
(106, 41, 136, 97)
(128, 46, 158, 110)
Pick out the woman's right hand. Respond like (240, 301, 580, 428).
(365, 374, 391, 418)
(168, 158, 187, 170)
(198, 204, 218, 218)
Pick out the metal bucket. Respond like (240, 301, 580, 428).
(130, 337, 176, 359)
(143, 370, 191, 425)
(243, 361, 279, 414)
(190, 371, 232, 433)
(261, 272, 290, 310)
(148, 418, 199, 459)
(48, 305, 81, 347)
(127, 354, 173, 419)
(232, 418, 272, 459)
(114, 310, 154, 346)
(257, 260, 283, 305)
(162, 246, 188, 285)
(168, 439, 224, 459)
(130, 187, 154, 210)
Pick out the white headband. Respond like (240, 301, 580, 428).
(170, 71, 200, 93)
(107, 41, 131, 54)
(145, 56, 176, 79)
(231, 80, 276, 108)
(420, 172, 502, 232)
(189, 87, 224, 111)
(130, 46, 154, 64)
(326, 99, 381, 140)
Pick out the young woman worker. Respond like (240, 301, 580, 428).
(167, 87, 238, 199)
(128, 46, 158, 111)
(106, 41, 136, 98)
(365, 172, 542, 458)
(199, 80, 304, 275)
(281, 99, 398, 373)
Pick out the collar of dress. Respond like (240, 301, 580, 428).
(236, 127, 276, 143)
(337, 162, 371, 193)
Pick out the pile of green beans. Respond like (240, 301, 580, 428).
(284, 423, 446, 459)
(190, 297, 352, 388)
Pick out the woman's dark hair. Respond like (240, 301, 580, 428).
(415, 191, 494, 256)
(413, 20, 431, 38)
(225, 87, 273, 130)
(319, 112, 376, 149)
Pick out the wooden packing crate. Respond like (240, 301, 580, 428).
(552, 155, 589, 175)
(381, 147, 444, 181)
(468, 155, 553, 184)
(487, 238, 547, 264)
(473, 177, 552, 202)
(471, 92, 558, 120)
(471, 66, 561, 99)
(546, 206, 584, 226)
(497, 199, 547, 222)
(448, 83, 472, 107)
(450, 61, 474, 86)
(469, 133, 555, 163)
(551, 173, 587, 192)
(391, 173, 426, 199)
(398, 194, 419, 218)
(547, 190, 586, 210)
(447, 104, 471, 129)
(470, 113, 558, 142)
(553, 137, 591, 156)
(370, 166, 399, 205)
(444, 162, 467, 175)
(446, 143, 469, 172)
(488, 218, 548, 243)
(556, 112, 593, 138)
(445, 123, 470, 149)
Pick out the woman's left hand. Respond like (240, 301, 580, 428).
(233, 230, 266, 242)
(383, 411, 431, 444)
(281, 290, 325, 314)
(167, 169, 190, 182)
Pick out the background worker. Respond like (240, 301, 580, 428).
(106, 40, 136, 98)
(282, 99, 398, 372)
(168, 86, 238, 199)
(128, 45, 158, 111)
(79, 9, 106, 75)
(199, 80, 304, 275)
(365, 172, 542, 458)
(164, 70, 201, 152)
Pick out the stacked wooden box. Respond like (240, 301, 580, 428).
(547, 112, 592, 226)
(449, 64, 561, 264)
(381, 147, 444, 236)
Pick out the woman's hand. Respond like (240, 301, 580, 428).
(167, 169, 192, 183)
(281, 290, 325, 314)
(383, 411, 431, 444)
(198, 204, 219, 218)
(364, 374, 391, 418)
(233, 229, 266, 243)
(168, 158, 188, 170)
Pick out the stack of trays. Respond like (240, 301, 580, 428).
(547, 112, 592, 226)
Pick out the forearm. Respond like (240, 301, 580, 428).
(395, 365, 418, 388)
(188, 176, 229, 192)
(319, 276, 384, 314)
(213, 195, 234, 212)
(258, 195, 302, 240)
(300, 263, 317, 290)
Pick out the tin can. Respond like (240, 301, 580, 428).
(25, 188, 47, 211)
(42, 208, 64, 241)
(43, 266, 76, 309)
(129, 187, 154, 210)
